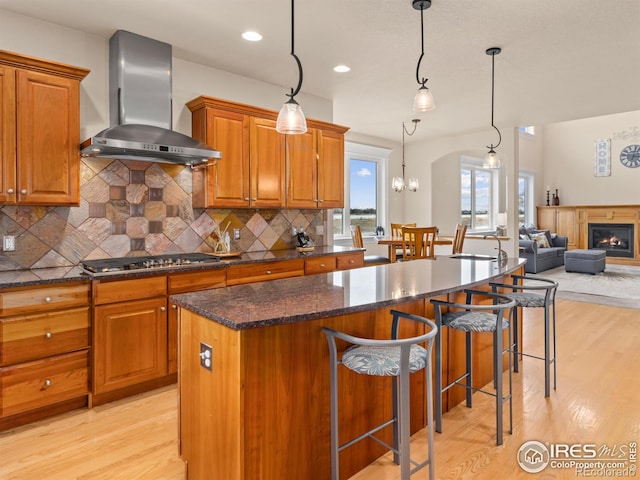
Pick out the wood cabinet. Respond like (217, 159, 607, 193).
(0, 281, 90, 430)
(227, 259, 305, 285)
(336, 251, 364, 270)
(537, 206, 578, 248)
(0, 50, 89, 205)
(187, 95, 348, 209)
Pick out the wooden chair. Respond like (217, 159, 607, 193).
(350, 225, 391, 266)
(452, 224, 467, 254)
(390, 223, 416, 261)
(400, 226, 437, 260)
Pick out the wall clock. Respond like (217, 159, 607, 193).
(620, 144, 640, 168)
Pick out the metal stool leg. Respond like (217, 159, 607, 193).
(328, 343, 340, 480)
(543, 304, 551, 397)
(512, 307, 520, 373)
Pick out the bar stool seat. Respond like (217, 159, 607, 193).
(490, 274, 558, 397)
(323, 310, 437, 480)
(431, 290, 516, 446)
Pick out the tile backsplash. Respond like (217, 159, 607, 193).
(0, 159, 327, 271)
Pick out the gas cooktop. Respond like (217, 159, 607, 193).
(81, 253, 221, 274)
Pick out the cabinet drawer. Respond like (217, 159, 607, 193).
(0, 350, 88, 417)
(305, 256, 337, 275)
(227, 259, 305, 285)
(336, 252, 364, 270)
(0, 307, 89, 366)
(0, 283, 89, 316)
(169, 269, 226, 294)
(93, 276, 167, 305)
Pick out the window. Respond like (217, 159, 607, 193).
(460, 156, 496, 232)
(518, 172, 535, 226)
(518, 126, 535, 135)
(333, 142, 390, 238)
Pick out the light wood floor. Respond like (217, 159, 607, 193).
(1, 298, 639, 479)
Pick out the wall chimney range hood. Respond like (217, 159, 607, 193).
(81, 30, 220, 166)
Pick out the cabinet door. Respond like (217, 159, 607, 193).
(93, 297, 168, 394)
(287, 129, 318, 208)
(249, 117, 285, 208)
(536, 208, 556, 232)
(201, 108, 250, 208)
(556, 209, 577, 247)
(317, 130, 344, 208)
(16, 70, 80, 205)
(0, 65, 16, 204)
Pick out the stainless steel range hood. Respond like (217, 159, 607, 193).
(81, 30, 220, 166)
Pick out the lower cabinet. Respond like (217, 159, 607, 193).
(0, 281, 90, 430)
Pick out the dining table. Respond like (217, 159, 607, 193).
(375, 235, 453, 262)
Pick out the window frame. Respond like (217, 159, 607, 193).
(518, 171, 535, 227)
(460, 155, 499, 233)
(333, 142, 390, 241)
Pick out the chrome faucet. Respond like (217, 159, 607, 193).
(483, 233, 508, 265)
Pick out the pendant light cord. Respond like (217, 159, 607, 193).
(487, 49, 501, 150)
(401, 120, 420, 180)
(288, 0, 303, 99)
(415, 5, 428, 88)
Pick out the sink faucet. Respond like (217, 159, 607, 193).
(483, 233, 507, 265)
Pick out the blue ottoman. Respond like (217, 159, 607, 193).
(564, 249, 606, 274)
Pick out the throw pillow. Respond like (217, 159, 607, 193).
(530, 232, 550, 248)
(534, 229, 553, 246)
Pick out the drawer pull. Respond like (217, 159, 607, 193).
(266, 270, 272, 274)
(44, 297, 52, 303)
(349, 260, 355, 264)
(44, 379, 52, 388)
(172, 304, 178, 309)
(7, 188, 14, 194)
(320, 263, 326, 268)
(45, 332, 53, 339)
(21, 189, 28, 195)
(160, 306, 166, 312)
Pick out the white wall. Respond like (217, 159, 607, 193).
(0, 9, 333, 143)
(542, 110, 640, 205)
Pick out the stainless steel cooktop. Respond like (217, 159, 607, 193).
(81, 253, 220, 274)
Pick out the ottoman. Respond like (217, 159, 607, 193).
(564, 249, 606, 274)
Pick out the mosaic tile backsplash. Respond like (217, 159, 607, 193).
(0, 159, 327, 271)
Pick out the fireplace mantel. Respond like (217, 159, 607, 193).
(537, 205, 640, 266)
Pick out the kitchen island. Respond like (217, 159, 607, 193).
(171, 256, 525, 480)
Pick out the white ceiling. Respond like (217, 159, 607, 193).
(1, 0, 639, 143)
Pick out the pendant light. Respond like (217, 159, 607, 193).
(412, 0, 435, 112)
(392, 119, 420, 192)
(276, 0, 307, 134)
(483, 47, 502, 169)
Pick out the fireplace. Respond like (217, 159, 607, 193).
(588, 223, 634, 258)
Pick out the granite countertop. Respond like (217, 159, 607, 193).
(0, 246, 364, 288)
(171, 256, 526, 330)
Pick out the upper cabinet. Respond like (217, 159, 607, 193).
(0, 51, 89, 205)
(187, 96, 348, 209)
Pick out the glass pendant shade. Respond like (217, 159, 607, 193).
(407, 177, 419, 192)
(413, 85, 435, 112)
(392, 177, 406, 192)
(483, 148, 501, 169)
(276, 98, 307, 134)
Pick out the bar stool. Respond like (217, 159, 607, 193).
(489, 274, 559, 397)
(322, 310, 438, 480)
(431, 290, 516, 445)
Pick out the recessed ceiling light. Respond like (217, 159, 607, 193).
(333, 65, 351, 73)
(242, 31, 262, 42)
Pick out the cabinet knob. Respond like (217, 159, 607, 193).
(244, 197, 250, 201)
(160, 306, 166, 312)
(44, 379, 52, 388)
(349, 260, 355, 264)
(266, 270, 272, 274)
(320, 263, 326, 268)
(172, 304, 178, 309)
(21, 189, 27, 195)
(44, 297, 52, 303)
(318, 199, 324, 203)
(7, 188, 13, 194)
(45, 332, 52, 339)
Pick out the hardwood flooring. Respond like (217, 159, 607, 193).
(1, 298, 639, 479)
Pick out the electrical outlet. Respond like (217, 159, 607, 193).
(315, 225, 324, 235)
(3, 235, 15, 252)
(233, 228, 240, 240)
(199, 342, 213, 371)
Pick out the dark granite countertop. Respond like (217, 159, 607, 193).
(171, 256, 526, 330)
(0, 246, 363, 288)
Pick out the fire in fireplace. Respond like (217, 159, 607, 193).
(588, 223, 634, 258)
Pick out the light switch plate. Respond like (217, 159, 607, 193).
(316, 225, 324, 235)
(3, 236, 15, 252)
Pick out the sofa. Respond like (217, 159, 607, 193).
(518, 226, 568, 274)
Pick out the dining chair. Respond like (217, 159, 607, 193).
(350, 225, 391, 265)
(452, 224, 467, 254)
(390, 223, 416, 261)
(400, 226, 437, 260)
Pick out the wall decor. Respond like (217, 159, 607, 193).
(612, 126, 640, 141)
(594, 139, 611, 177)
